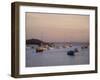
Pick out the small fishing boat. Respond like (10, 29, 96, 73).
(48, 46, 55, 50)
(74, 48, 79, 52)
(81, 45, 88, 49)
(36, 47, 47, 53)
(62, 45, 67, 48)
(67, 50, 75, 56)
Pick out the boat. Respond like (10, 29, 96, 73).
(74, 48, 79, 52)
(36, 47, 47, 53)
(67, 50, 75, 56)
(81, 45, 88, 49)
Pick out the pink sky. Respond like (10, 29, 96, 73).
(26, 13, 89, 42)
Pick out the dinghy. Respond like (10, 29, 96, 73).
(67, 50, 75, 56)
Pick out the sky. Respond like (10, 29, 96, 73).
(26, 12, 89, 42)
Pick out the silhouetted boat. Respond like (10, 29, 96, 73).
(67, 50, 75, 56)
(81, 45, 88, 49)
(74, 48, 79, 52)
(36, 47, 47, 53)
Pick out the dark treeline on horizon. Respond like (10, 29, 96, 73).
(26, 38, 89, 45)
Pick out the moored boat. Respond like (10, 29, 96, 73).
(67, 50, 75, 56)
(36, 47, 47, 53)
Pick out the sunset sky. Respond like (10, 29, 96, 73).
(26, 12, 89, 42)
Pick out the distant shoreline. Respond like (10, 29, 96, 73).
(26, 38, 89, 44)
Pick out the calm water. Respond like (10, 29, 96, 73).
(26, 44, 89, 67)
